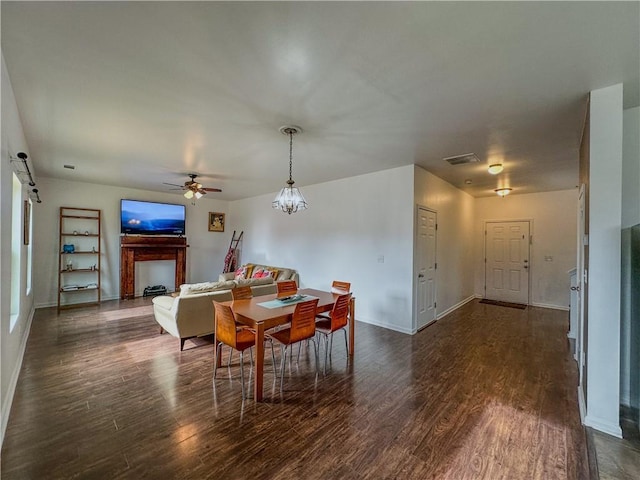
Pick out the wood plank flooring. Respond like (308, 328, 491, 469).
(1, 298, 589, 479)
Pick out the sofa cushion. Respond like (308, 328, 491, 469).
(236, 276, 274, 287)
(251, 268, 274, 279)
(152, 295, 175, 310)
(180, 280, 236, 297)
(218, 272, 235, 282)
(276, 268, 291, 281)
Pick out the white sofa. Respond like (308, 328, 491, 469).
(152, 264, 298, 350)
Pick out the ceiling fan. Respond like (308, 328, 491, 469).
(163, 173, 222, 200)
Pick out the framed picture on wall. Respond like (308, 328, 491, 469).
(208, 212, 225, 232)
(23, 200, 30, 245)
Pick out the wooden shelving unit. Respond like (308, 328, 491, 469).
(58, 207, 102, 311)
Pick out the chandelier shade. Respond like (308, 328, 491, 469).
(272, 125, 308, 215)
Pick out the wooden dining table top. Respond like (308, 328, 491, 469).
(221, 288, 338, 326)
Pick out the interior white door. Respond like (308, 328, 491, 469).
(417, 208, 437, 329)
(485, 221, 530, 304)
(577, 185, 586, 386)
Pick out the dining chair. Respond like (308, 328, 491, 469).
(276, 280, 298, 297)
(315, 293, 352, 374)
(225, 286, 254, 366)
(330, 280, 351, 294)
(317, 280, 351, 321)
(213, 301, 276, 399)
(231, 285, 253, 300)
(269, 298, 320, 387)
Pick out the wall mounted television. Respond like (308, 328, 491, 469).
(120, 199, 186, 236)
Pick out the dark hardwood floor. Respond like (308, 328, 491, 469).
(1, 298, 589, 479)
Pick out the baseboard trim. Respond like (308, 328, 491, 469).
(530, 302, 569, 311)
(578, 385, 586, 423)
(1, 306, 35, 446)
(436, 295, 476, 320)
(584, 414, 623, 438)
(35, 294, 121, 309)
(357, 316, 414, 335)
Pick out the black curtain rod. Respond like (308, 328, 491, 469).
(12, 152, 36, 186)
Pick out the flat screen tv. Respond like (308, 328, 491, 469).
(120, 199, 186, 236)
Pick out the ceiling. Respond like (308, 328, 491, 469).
(2, 2, 638, 200)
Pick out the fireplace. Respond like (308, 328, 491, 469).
(120, 236, 188, 299)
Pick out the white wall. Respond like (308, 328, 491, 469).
(585, 83, 623, 437)
(32, 178, 230, 307)
(620, 106, 640, 409)
(1, 54, 36, 443)
(473, 189, 578, 310)
(414, 166, 476, 321)
(622, 107, 640, 229)
(229, 165, 416, 333)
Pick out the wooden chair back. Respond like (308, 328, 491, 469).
(330, 293, 352, 330)
(213, 301, 241, 349)
(331, 280, 351, 294)
(289, 299, 319, 344)
(231, 285, 253, 300)
(277, 280, 298, 297)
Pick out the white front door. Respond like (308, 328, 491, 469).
(417, 208, 437, 329)
(485, 221, 530, 304)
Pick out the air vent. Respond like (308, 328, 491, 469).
(444, 153, 481, 166)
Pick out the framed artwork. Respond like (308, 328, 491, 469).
(208, 212, 225, 232)
(23, 200, 31, 245)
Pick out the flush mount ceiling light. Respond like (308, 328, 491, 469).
(272, 125, 308, 215)
(495, 187, 513, 197)
(488, 163, 504, 175)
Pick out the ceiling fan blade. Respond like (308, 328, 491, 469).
(163, 182, 184, 188)
(202, 187, 222, 192)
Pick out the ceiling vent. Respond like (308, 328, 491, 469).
(444, 153, 481, 166)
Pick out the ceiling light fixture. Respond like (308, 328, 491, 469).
(494, 187, 513, 197)
(488, 163, 503, 175)
(272, 125, 308, 215)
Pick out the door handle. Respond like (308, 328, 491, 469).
(571, 286, 580, 291)
(418, 274, 424, 278)
(523, 265, 528, 269)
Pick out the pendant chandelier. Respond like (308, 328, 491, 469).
(272, 125, 308, 214)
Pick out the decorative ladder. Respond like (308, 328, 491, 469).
(223, 230, 244, 273)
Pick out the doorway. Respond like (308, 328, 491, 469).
(416, 207, 437, 330)
(484, 221, 530, 304)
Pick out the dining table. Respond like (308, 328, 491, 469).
(220, 288, 355, 401)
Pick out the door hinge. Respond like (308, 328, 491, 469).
(435, 224, 438, 231)
(484, 258, 487, 263)
(434, 302, 436, 309)
(435, 262, 438, 270)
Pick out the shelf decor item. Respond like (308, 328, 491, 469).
(58, 207, 101, 311)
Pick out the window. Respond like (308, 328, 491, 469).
(26, 198, 33, 295)
(10, 172, 22, 331)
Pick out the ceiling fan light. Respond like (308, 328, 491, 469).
(495, 187, 512, 197)
(488, 164, 504, 175)
(195, 191, 203, 199)
(184, 190, 194, 199)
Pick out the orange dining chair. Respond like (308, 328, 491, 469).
(231, 285, 253, 300)
(317, 281, 351, 321)
(315, 293, 352, 374)
(277, 280, 298, 297)
(213, 301, 276, 399)
(224, 286, 255, 366)
(330, 280, 351, 294)
(269, 298, 320, 387)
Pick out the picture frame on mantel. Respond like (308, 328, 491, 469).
(208, 212, 225, 232)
